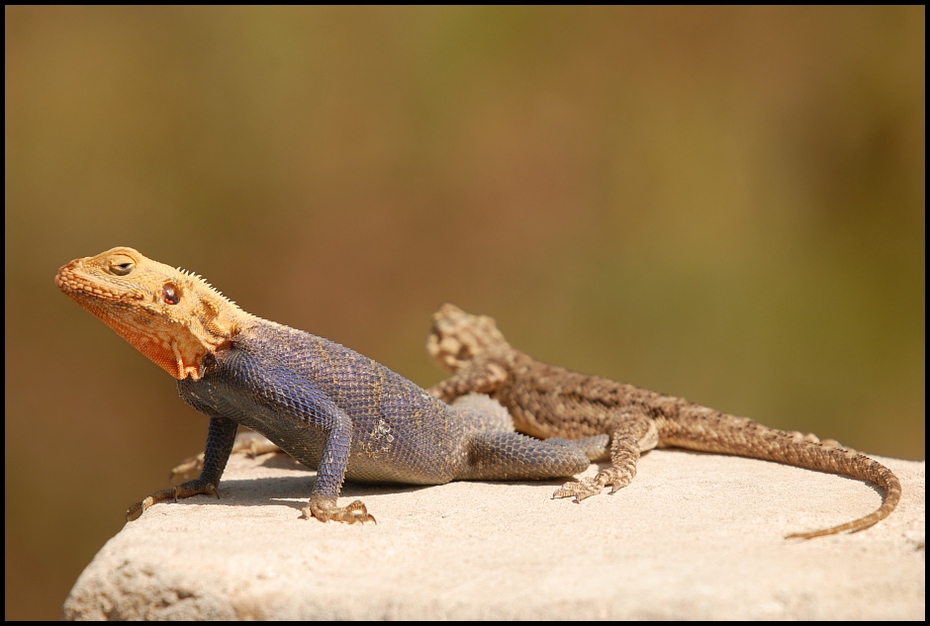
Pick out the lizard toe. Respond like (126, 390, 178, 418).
(552, 478, 604, 502)
(302, 497, 376, 524)
(126, 479, 219, 521)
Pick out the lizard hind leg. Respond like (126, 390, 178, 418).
(553, 410, 658, 502)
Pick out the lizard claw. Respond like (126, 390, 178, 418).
(553, 468, 634, 503)
(301, 496, 376, 524)
(126, 479, 219, 521)
(552, 477, 604, 502)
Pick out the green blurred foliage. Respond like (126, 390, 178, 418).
(5, 6, 923, 619)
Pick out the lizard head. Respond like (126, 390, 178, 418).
(56, 246, 248, 381)
(426, 303, 510, 372)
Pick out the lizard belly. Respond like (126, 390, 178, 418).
(180, 371, 464, 486)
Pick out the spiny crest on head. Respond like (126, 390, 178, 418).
(175, 266, 239, 308)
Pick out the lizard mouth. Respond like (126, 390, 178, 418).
(55, 263, 143, 302)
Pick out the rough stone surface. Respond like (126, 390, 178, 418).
(62, 452, 924, 620)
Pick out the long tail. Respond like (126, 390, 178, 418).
(780, 451, 900, 540)
(658, 409, 902, 539)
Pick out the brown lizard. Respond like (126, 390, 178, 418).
(56, 248, 591, 523)
(426, 303, 902, 539)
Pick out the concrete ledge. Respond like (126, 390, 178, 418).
(62, 451, 924, 619)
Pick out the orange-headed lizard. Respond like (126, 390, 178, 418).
(56, 248, 591, 524)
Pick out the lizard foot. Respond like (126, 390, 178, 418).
(553, 477, 604, 502)
(552, 468, 633, 503)
(301, 496, 376, 524)
(126, 478, 219, 521)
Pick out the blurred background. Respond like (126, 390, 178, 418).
(5, 6, 923, 619)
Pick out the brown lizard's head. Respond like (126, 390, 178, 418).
(426, 303, 510, 372)
(56, 246, 248, 381)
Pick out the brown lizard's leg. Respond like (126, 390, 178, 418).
(553, 408, 658, 502)
(427, 358, 507, 402)
(127, 416, 238, 521)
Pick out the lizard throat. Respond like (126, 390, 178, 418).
(80, 296, 212, 380)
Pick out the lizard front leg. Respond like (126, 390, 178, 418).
(219, 360, 375, 524)
(297, 408, 374, 525)
(428, 357, 508, 403)
(553, 407, 658, 502)
(127, 416, 238, 521)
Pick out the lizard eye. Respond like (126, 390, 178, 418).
(162, 282, 181, 305)
(110, 258, 135, 276)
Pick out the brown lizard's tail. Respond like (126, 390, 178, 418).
(780, 450, 901, 540)
(658, 410, 902, 539)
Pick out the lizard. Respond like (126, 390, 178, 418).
(55, 247, 591, 524)
(426, 303, 902, 539)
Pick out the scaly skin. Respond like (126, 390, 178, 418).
(426, 303, 901, 539)
(56, 248, 590, 524)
